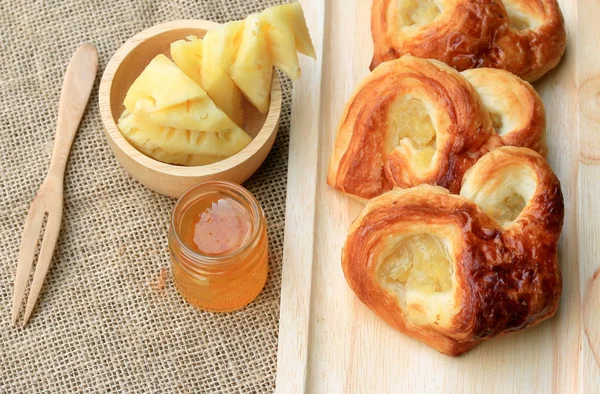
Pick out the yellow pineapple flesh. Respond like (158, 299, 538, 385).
(118, 3, 318, 165)
(119, 111, 225, 166)
(230, 14, 273, 114)
(123, 54, 207, 112)
(170, 35, 203, 86)
(386, 96, 437, 172)
(201, 21, 245, 126)
(264, 3, 316, 61)
(384, 234, 453, 295)
(134, 96, 238, 133)
(118, 54, 251, 166)
(203, 21, 244, 71)
(398, 0, 441, 27)
(132, 98, 251, 156)
(261, 6, 301, 80)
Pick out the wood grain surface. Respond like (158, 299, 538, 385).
(12, 43, 98, 327)
(277, 0, 598, 392)
(577, 1, 600, 391)
(275, 1, 325, 393)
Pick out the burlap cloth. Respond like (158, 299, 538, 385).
(0, 1, 294, 392)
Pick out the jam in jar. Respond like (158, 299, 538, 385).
(169, 181, 268, 312)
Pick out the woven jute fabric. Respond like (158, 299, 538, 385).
(0, 1, 293, 392)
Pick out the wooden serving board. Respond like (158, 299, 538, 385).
(277, 0, 599, 392)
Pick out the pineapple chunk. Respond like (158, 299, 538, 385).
(133, 96, 239, 133)
(262, 6, 300, 80)
(124, 54, 207, 112)
(133, 120, 250, 157)
(203, 21, 244, 71)
(119, 110, 248, 165)
(202, 21, 245, 126)
(132, 98, 251, 156)
(230, 14, 273, 114)
(119, 54, 252, 166)
(384, 234, 453, 294)
(170, 35, 203, 86)
(288, 7, 316, 59)
(120, 112, 225, 166)
(261, 3, 316, 80)
(277, 2, 316, 58)
(203, 72, 244, 127)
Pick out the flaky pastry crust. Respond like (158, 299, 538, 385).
(342, 147, 563, 355)
(327, 56, 546, 201)
(462, 68, 547, 156)
(371, 0, 566, 82)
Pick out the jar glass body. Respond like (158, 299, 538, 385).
(169, 181, 268, 312)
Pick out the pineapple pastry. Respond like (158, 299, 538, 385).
(370, 0, 566, 82)
(342, 147, 564, 356)
(327, 56, 547, 201)
(462, 68, 547, 156)
(118, 2, 315, 166)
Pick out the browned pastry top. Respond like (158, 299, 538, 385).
(328, 56, 546, 201)
(371, 0, 566, 82)
(342, 147, 563, 355)
(462, 68, 547, 156)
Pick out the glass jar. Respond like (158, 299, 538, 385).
(169, 181, 268, 312)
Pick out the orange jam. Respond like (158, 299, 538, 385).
(169, 181, 268, 312)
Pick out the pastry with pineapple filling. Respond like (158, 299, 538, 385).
(327, 56, 547, 200)
(342, 147, 563, 355)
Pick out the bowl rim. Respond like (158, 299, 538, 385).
(98, 19, 282, 176)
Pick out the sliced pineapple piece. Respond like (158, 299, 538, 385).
(261, 6, 301, 80)
(133, 97, 239, 133)
(131, 99, 251, 156)
(383, 234, 453, 295)
(119, 110, 242, 165)
(134, 122, 250, 157)
(277, 2, 316, 58)
(202, 21, 245, 126)
(203, 21, 244, 71)
(203, 73, 244, 127)
(119, 110, 197, 165)
(118, 110, 148, 149)
(124, 54, 207, 112)
(170, 35, 203, 86)
(261, 3, 316, 80)
(119, 54, 252, 165)
(230, 14, 273, 114)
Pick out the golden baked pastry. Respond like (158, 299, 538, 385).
(342, 146, 563, 355)
(327, 56, 548, 201)
(462, 68, 547, 156)
(371, 0, 566, 82)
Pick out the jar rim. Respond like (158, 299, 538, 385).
(170, 181, 265, 266)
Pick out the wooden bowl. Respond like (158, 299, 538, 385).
(99, 20, 281, 198)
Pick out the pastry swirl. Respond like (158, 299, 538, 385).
(328, 56, 545, 201)
(342, 146, 563, 355)
(371, 0, 566, 82)
(463, 68, 547, 156)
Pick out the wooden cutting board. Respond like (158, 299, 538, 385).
(277, 0, 599, 392)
